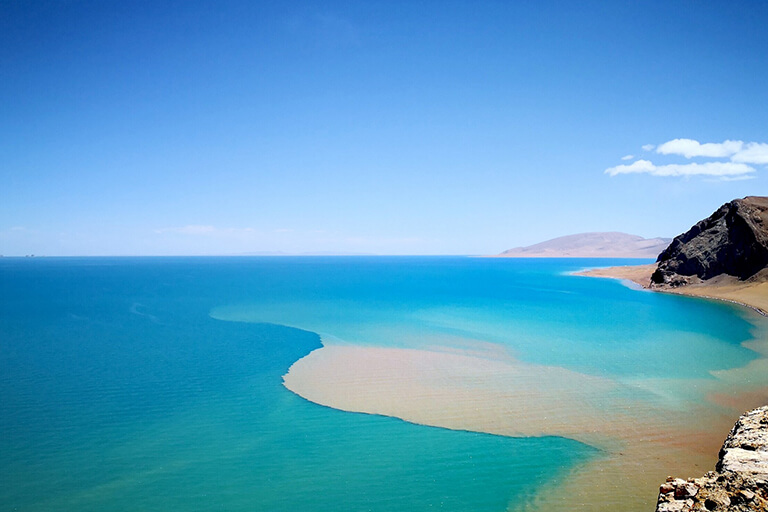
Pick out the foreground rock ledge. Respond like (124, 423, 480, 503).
(656, 406, 768, 511)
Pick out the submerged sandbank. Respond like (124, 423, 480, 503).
(255, 258, 768, 511)
(282, 338, 768, 511)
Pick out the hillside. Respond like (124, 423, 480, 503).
(652, 196, 768, 286)
(498, 232, 671, 258)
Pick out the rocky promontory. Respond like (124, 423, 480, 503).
(656, 406, 768, 512)
(651, 196, 768, 287)
(575, 198, 768, 315)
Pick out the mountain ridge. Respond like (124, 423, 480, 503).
(498, 232, 671, 258)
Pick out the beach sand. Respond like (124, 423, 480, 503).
(573, 263, 656, 288)
(575, 263, 768, 316)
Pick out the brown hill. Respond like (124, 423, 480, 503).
(498, 232, 671, 258)
(651, 196, 768, 287)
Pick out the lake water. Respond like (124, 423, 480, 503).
(1, 257, 762, 511)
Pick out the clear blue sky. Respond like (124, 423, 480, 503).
(2, 0, 767, 256)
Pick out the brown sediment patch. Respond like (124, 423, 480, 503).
(708, 387, 768, 414)
(283, 342, 753, 511)
(279, 265, 768, 511)
(513, 437, 720, 512)
(284, 344, 623, 442)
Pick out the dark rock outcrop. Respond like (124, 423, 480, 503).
(651, 196, 768, 287)
(656, 406, 768, 512)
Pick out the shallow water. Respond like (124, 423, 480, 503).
(212, 256, 758, 383)
(1, 257, 764, 511)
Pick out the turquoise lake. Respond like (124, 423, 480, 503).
(0, 257, 761, 511)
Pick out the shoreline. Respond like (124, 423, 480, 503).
(574, 264, 768, 317)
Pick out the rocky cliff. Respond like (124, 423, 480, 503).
(656, 406, 768, 511)
(651, 196, 768, 287)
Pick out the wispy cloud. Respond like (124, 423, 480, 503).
(155, 225, 256, 236)
(711, 175, 756, 182)
(656, 138, 743, 158)
(155, 225, 217, 235)
(606, 159, 755, 178)
(607, 138, 766, 180)
(621, 154, 634, 161)
(655, 138, 768, 164)
(731, 142, 768, 164)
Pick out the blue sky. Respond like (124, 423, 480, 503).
(1, 0, 767, 256)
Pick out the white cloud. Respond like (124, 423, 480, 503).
(711, 175, 756, 182)
(609, 137, 767, 180)
(731, 142, 768, 164)
(605, 159, 755, 178)
(656, 138, 743, 158)
(605, 160, 655, 176)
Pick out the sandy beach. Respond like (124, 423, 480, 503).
(575, 264, 768, 316)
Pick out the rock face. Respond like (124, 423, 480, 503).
(651, 196, 768, 287)
(499, 232, 671, 258)
(656, 406, 768, 512)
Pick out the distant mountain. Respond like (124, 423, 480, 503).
(652, 196, 768, 286)
(498, 232, 671, 258)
